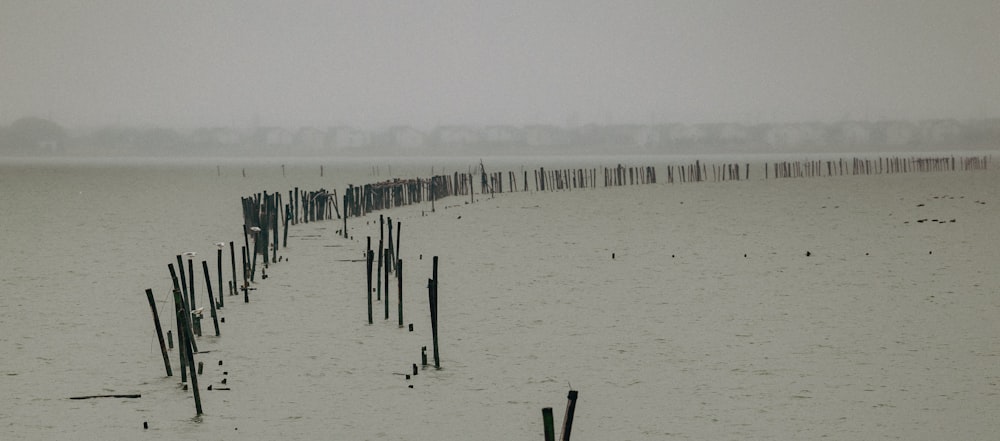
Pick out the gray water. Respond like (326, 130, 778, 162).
(3, 156, 999, 440)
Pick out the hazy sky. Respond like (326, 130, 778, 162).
(1, 0, 998, 129)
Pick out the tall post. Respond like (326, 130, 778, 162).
(187, 257, 200, 337)
(542, 407, 556, 441)
(216, 247, 224, 308)
(144, 289, 172, 377)
(366, 237, 373, 325)
(384, 248, 390, 320)
(229, 241, 237, 297)
(397, 259, 403, 327)
(376, 238, 383, 301)
(202, 260, 220, 337)
(560, 390, 579, 441)
(429, 256, 440, 369)
(172, 287, 203, 416)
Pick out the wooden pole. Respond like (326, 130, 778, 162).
(429, 256, 440, 369)
(397, 259, 403, 327)
(172, 287, 203, 416)
(187, 258, 200, 337)
(167, 265, 187, 383)
(201, 260, 220, 337)
(395, 221, 401, 263)
(376, 238, 383, 301)
(241, 245, 249, 303)
(216, 248, 224, 308)
(542, 407, 556, 441)
(382, 248, 390, 320)
(144, 289, 172, 377)
(560, 390, 579, 441)
(367, 237, 374, 325)
(229, 241, 237, 297)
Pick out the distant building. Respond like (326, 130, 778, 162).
(327, 126, 370, 150)
(295, 127, 326, 151)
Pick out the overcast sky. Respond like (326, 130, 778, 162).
(1, 0, 998, 129)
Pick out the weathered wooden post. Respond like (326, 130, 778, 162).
(367, 237, 374, 325)
(201, 260, 220, 337)
(144, 289, 172, 377)
(186, 255, 200, 336)
(167, 265, 187, 382)
(214, 246, 224, 308)
(229, 241, 237, 297)
(543, 407, 556, 441)
(560, 390, 579, 441)
(172, 287, 203, 416)
(428, 256, 440, 369)
(241, 245, 249, 303)
(384, 248, 391, 320)
(397, 259, 403, 328)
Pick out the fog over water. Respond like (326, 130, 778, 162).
(2, 1, 999, 131)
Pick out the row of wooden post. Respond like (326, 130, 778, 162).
(765, 155, 991, 179)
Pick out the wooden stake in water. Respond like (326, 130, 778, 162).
(560, 390, 579, 441)
(144, 288, 172, 377)
(216, 247, 224, 308)
(367, 249, 375, 325)
(172, 287, 203, 416)
(384, 248, 390, 320)
(397, 259, 403, 328)
(201, 260, 220, 337)
(167, 265, 187, 382)
(229, 241, 237, 297)
(542, 407, 556, 441)
(428, 256, 440, 369)
(241, 245, 249, 303)
(187, 257, 201, 337)
(376, 238, 383, 301)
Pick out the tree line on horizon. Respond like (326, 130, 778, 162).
(1, 116, 998, 156)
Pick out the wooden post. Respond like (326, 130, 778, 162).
(215, 247, 224, 308)
(543, 407, 556, 441)
(429, 256, 440, 369)
(167, 265, 187, 382)
(397, 259, 403, 327)
(376, 238, 383, 301)
(172, 287, 203, 416)
(144, 289, 172, 377)
(384, 248, 390, 320)
(202, 260, 220, 337)
(387, 217, 395, 273)
(560, 390, 579, 441)
(229, 241, 237, 297)
(367, 238, 374, 325)
(187, 258, 200, 337)
(176, 255, 189, 312)
(241, 245, 249, 303)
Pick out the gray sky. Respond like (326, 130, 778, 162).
(1, 0, 998, 129)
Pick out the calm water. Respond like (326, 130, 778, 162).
(2, 155, 999, 440)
